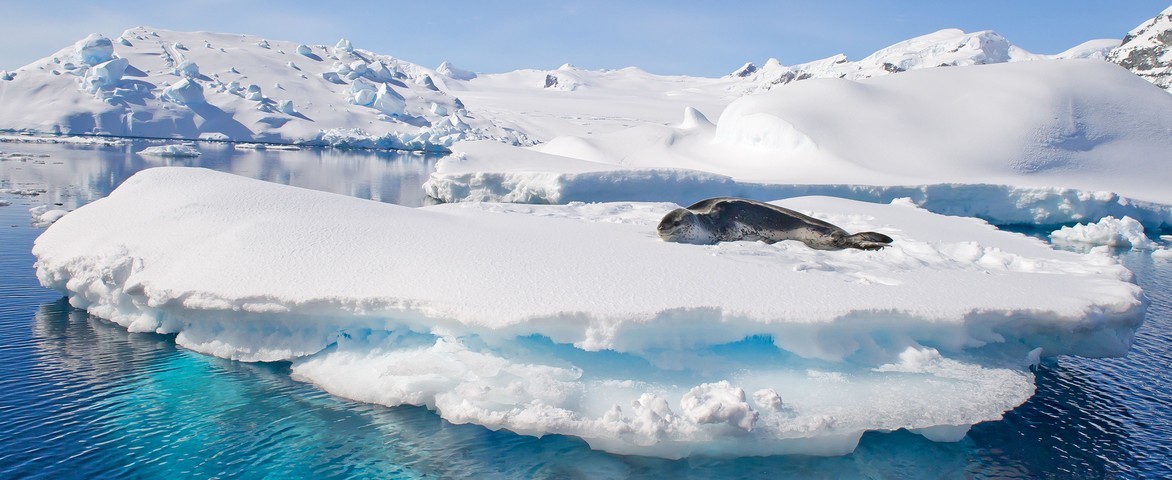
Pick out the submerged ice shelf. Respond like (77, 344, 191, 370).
(33, 168, 1146, 458)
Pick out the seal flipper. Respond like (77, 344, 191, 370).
(843, 231, 893, 250)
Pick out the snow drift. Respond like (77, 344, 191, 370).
(34, 167, 1145, 458)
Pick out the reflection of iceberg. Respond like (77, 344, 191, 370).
(33, 168, 1145, 458)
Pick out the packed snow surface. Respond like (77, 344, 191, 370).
(34, 167, 1145, 458)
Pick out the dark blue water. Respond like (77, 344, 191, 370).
(1, 140, 1169, 478)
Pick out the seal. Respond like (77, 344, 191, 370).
(657, 197, 892, 250)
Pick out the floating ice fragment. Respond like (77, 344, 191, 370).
(137, 145, 201, 157)
(679, 381, 757, 432)
(752, 388, 784, 412)
(29, 205, 68, 227)
(1050, 216, 1157, 249)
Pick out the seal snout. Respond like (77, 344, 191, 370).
(658, 208, 714, 244)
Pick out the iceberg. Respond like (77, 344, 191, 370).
(33, 167, 1145, 458)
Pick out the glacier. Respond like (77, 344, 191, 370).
(425, 60, 1172, 227)
(33, 167, 1146, 458)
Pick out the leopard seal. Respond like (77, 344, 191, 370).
(657, 197, 892, 250)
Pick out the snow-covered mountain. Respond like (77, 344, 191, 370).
(0, 27, 531, 150)
(730, 29, 1120, 94)
(1108, 5, 1172, 92)
(0, 21, 1155, 151)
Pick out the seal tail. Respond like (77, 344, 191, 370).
(844, 231, 893, 251)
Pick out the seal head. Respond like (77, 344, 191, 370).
(657, 208, 718, 244)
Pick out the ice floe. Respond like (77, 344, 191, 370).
(33, 167, 1146, 458)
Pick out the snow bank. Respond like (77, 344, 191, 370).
(1050, 216, 1158, 249)
(34, 167, 1145, 458)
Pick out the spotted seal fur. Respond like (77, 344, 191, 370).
(657, 197, 892, 250)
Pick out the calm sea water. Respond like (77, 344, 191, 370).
(1, 140, 1169, 479)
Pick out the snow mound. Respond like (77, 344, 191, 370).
(137, 144, 201, 157)
(33, 167, 1146, 458)
(1050, 216, 1158, 249)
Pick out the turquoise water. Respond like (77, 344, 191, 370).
(1, 140, 1169, 478)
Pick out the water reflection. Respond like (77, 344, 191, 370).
(3, 298, 1148, 479)
(0, 140, 441, 209)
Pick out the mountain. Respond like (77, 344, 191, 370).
(730, 29, 1120, 95)
(1108, 5, 1172, 92)
(0, 27, 530, 150)
(0, 19, 1162, 151)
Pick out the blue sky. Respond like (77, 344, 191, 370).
(2, 1, 1168, 76)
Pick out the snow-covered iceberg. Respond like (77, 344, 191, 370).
(34, 167, 1145, 458)
(426, 60, 1172, 227)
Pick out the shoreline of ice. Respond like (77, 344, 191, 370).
(32, 167, 1147, 458)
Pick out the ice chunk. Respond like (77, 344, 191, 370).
(75, 34, 113, 65)
(81, 57, 129, 93)
(29, 205, 68, 227)
(372, 83, 405, 115)
(1050, 216, 1157, 249)
(161, 78, 204, 104)
(430, 102, 448, 116)
(296, 44, 312, 56)
(752, 388, 784, 411)
(173, 42, 187, 51)
(681, 381, 757, 431)
(0, 70, 12, 81)
(244, 84, 263, 101)
(175, 60, 199, 78)
(278, 100, 296, 115)
(137, 144, 201, 157)
(335, 38, 353, 53)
